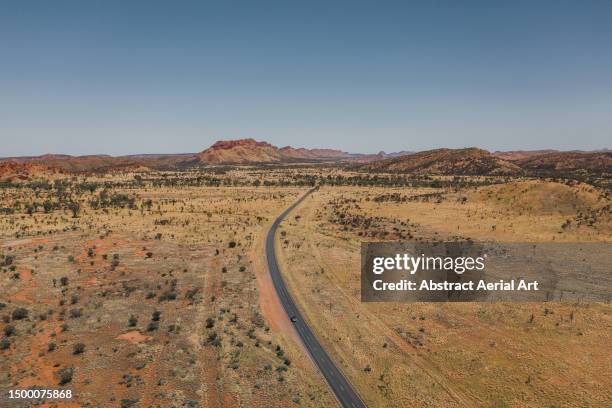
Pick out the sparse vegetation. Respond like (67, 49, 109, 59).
(0, 164, 608, 407)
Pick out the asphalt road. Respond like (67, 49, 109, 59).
(265, 188, 367, 408)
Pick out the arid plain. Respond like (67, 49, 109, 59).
(1, 141, 611, 407)
(277, 180, 611, 407)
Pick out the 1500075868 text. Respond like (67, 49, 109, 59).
(8, 389, 73, 399)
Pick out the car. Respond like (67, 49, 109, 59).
(290, 316, 297, 323)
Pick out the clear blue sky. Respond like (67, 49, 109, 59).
(1, 0, 611, 156)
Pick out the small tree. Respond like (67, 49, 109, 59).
(43, 201, 53, 213)
(68, 202, 80, 218)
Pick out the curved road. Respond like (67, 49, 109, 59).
(265, 188, 367, 408)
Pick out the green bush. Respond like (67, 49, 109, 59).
(12, 308, 28, 320)
(73, 343, 85, 354)
(4, 325, 15, 336)
(147, 321, 159, 331)
(57, 368, 73, 385)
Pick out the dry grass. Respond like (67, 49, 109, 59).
(1, 170, 610, 407)
(276, 183, 611, 407)
(0, 176, 334, 407)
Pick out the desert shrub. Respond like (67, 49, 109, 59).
(147, 321, 159, 332)
(4, 325, 15, 336)
(3, 255, 14, 266)
(120, 399, 139, 408)
(205, 317, 215, 328)
(247, 328, 256, 339)
(12, 307, 28, 320)
(57, 368, 73, 385)
(69, 309, 82, 319)
(0, 337, 10, 350)
(48, 342, 56, 352)
(185, 288, 199, 300)
(73, 343, 85, 354)
(152, 311, 161, 321)
(167, 324, 180, 333)
(110, 193, 135, 208)
(158, 291, 177, 302)
(206, 332, 220, 347)
(60, 277, 69, 286)
(128, 315, 138, 327)
(228, 241, 236, 248)
(111, 258, 120, 270)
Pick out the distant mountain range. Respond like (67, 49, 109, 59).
(360, 148, 523, 175)
(0, 139, 609, 178)
(194, 138, 354, 164)
(493, 149, 611, 161)
(360, 148, 611, 176)
(513, 150, 612, 174)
